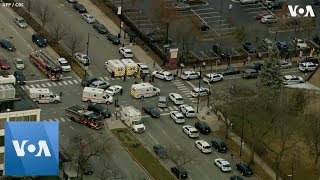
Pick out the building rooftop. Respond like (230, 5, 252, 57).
(0, 85, 39, 113)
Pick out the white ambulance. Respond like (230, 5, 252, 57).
(105, 59, 125, 77)
(28, 88, 60, 104)
(82, 87, 113, 104)
(131, 83, 160, 99)
(121, 58, 138, 76)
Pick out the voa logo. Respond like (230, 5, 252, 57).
(288, 5, 315, 17)
(12, 140, 51, 157)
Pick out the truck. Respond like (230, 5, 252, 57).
(131, 83, 160, 99)
(65, 105, 104, 130)
(28, 88, 60, 104)
(120, 58, 138, 76)
(105, 59, 125, 77)
(137, 63, 149, 77)
(82, 87, 113, 104)
(0, 75, 16, 85)
(119, 106, 145, 133)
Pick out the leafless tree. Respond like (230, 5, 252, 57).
(50, 20, 69, 42)
(66, 32, 84, 55)
(304, 113, 320, 169)
(97, 159, 124, 180)
(35, 2, 53, 28)
(24, 0, 34, 14)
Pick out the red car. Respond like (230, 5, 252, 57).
(0, 57, 11, 70)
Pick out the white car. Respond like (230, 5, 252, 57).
(137, 63, 149, 75)
(180, 70, 200, 80)
(180, 104, 195, 118)
(203, 73, 223, 83)
(195, 140, 212, 153)
(299, 62, 317, 72)
(105, 85, 123, 96)
(81, 13, 96, 24)
(14, 16, 27, 28)
(57, 58, 71, 72)
(215, 158, 232, 172)
(170, 111, 185, 124)
(152, 71, 174, 81)
(119, 47, 133, 58)
(282, 75, 304, 85)
(74, 53, 90, 65)
(260, 15, 277, 24)
(14, 58, 25, 70)
(279, 60, 292, 69)
(169, 93, 184, 105)
(190, 87, 210, 97)
(182, 125, 199, 138)
(240, 0, 258, 4)
(293, 38, 308, 49)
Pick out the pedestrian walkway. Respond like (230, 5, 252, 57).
(171, 80, 198, 104)
(41, 117, 71, 123)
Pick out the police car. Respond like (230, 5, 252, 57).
(119, 47, 133, 58)
(190, 87, 210, 97)
(282, 75, 304, 85)
(203, 73, 223, 83)
(180, 71, 200, 80)
(152, 70, 174, 81)
(170, 111, 185, 124)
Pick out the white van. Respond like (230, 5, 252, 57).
(121, 58, 138, 76)
(131, 83, 160, 99)
(82, 87, 113, 104)
(105, 59, 125, 77)
(28, 88, 60, 104)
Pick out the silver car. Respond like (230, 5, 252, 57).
(279, 60, 292, 69)
(89, 80, 110, 89)
(14, 16, 27, 28)
(14, 58, 25, 70)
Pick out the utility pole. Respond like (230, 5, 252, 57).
(85, 33, 98, 77)
(196, 68, 202, 113)
(207, 82, 211, 107)
(239, 117, 244, 156)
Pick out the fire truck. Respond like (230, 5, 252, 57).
(29, 50, 63, 81)
(65, 105, 104, 130)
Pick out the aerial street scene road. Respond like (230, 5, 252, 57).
(0, 0, 319, 179)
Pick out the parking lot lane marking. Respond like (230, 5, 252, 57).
(40, 83, 46, 87)
(146, 131, 159, 144)
(48, 119, 53, 121)
(67, 80, 73, 84)
(54, 118, 60, 122)
(186, 81, 196, 89)
(30, 84, 35, 88)
(73, 79, 79, 84)
(60, 118, 66, 122)
(103, 76, 109, 81)
(309, 40, 320, 48)
(52, 82, 57, 86)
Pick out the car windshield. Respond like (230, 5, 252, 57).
(191, 130, 198, 133)
(176, 98, 183, 100)
(223, 164, 231, 167)
(204, 146, 211, 149)
(189, 110, 195, 113)
(60, 62, 69, 66)
(133, 120, 143, 125)
(16, 60, 23, 64)
(18, 19, 25, 23)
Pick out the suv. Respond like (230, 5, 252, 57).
(195, 121, 211, 134)
(152, 71, 174, 81)
(32, 33, 47, 47)
(212, 44, 230, 58)
(190, 87, 210, 97)
(169, 93, 184, 105)
(236, 162, 254, 176)
(246, 62, 263, 71)
(211, 139, 228, 153)
(87, 103, 111, 118)
(180, 105, 195, 117)
(262, 38, 274, 50)
(171, 167, 188, 179)
(73, 3, 87, 13)
(276, 41, 288, 51)
(298, 57, 319, 65)
(242, 69, 258, 79)
(14, 71, 26, 85)
(81, 76, 99, 86)
(299, 62, 317, 72)
(180, 70, 200, 80)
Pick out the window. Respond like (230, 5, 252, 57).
(0, 119, 5, 129)
(29, 115, 37, 121)
(0, 136, 4, 147)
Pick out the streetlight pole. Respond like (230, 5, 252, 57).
(240, 117, 244, 156)
(207, 82, 211, 107)
(85, 33, 98, 77)
(196, 68, 202, 113)
(180, 63, 184, 74)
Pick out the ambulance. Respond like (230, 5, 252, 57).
(131, 83, 160, 99)
(82, 87, 113, 104)
(121, 58, 138, 76)
(28, 88, 60, 104)
(105, 59, 125, 77)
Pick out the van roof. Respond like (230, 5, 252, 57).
(106, 59, 125, 67)
(29, 88, 50, 93)
(121, 58, 136, 65)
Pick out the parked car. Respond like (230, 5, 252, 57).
(195, 140, 212, 153)
(242, 69, 258, 79)
(68, 0, 78, 3)
(82, 163, 93, 175)
(282, 75, 304, 85)
(93, 23, 108, 34)
(81, 13, 96, 24)
(0, 57, 11, 70)
(14, 16, 27, 28)
(279, 60, 292, 69)
(153, 144, 167, 158)
(57, 58, 71, 72)
(211, 139, 228, 153)
(32, 33, 47, 47)
(236, 162, 254, 176)
(14, 58, 25, 70)
(142, 106, 160, 118)
(240, 0, 258, 4)
(262, 38, 274, 50)
(171, 167, 188, 179)
(73, 3, 87, 13)
(231, 176, 244, 180)
(152, 71, 174, 81)
(0, 39, 16, 51)
(212, 44, 230, 58)
(276, 41, 289, 51)
(170, 111, 185, 124)
(119, 47, 133, 58)
(266, 0, 286, 10)
(242, 42, 257, 53)
(195, 121, 211, 134)
(106, 33, 120, 45)
(89, 80, 110, 89)
(180, 70, 200, 80)
(313, 34, 320, 45)
(298, 57, 319, 65)
(220, 66, 240, 75)
(180, 104, 195, 118)
(215, 158, 232, 172)
(203, 73, 223, 83)
(246, 62, 263, 71)
(74, 53, 90, 65)
(14, 71, 26, 85)
(87, 103, 111, 118)
(81, 76, 99, 86)
(299, 62, 317, 72)
(293, 38, 308, 49)
(256, 12, 270, 20)
(105, 85, 122, 96)
(182, 125, 199, 138)
(169, 93, 184, 105)
(261, 15, 278, 24)
(190, 87, 210, 97)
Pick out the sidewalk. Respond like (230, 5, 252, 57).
(196, 107, 278, 180)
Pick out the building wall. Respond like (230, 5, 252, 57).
(0, 109, 41, 175)
(308, 66, 320, 87)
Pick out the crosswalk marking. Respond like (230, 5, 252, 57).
(62, 81, 67, 85)
(73, 79, 79, 84)
(67, 80, 73, 84)
(158, 108, 163, 112)
(54, 118, 60, 122)
(46, 83, 52, 87)
(173, 106, 179, 110)
(52, 82, 57, 86)
(58, 82, 63, 86)
(40, 83, 46, 87)
(60, 118, 65, 122)
(35, 84, 41, 88)
(30, 84, 35, 88)
(48, 119, 53, 121)
(168, 107, 174, 110)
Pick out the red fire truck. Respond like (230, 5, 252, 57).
(29, 50, 63, 81)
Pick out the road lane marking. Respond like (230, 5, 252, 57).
(35, 84, 41, 88)
(146, 131, 159, 144)
(73, 79, 79, 84)
(25, 76, 73, 83)
(30, 84, 35, 88)
(46, 83, 52, 87)
(52, 82, 57, 86)
(62, 81, 68, 85)
(60, 118, 66, 122)
(67, 80, 73, 84)
(58, 82, 63, 86)
(186, 81, 196, 89)
(40, 83, 46, 87)
(69, 125, 74, 130)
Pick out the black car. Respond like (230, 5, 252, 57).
(276, 41, 288, 52)
(73, 3, 87, 13)
(211, 139, 228, 153)
(171, 167, 188, 179)
(313, 34, 320, 45)
(220, 67, 240, 76)
(247, 62, 263, 71)
(242, 69, 258, 79)
(142, 106, 160, 118)
(298, 56, 319, 65)
(266, 0, 285, 9)
(242, 42, 257, 53)
(212, 44, 230, 58)
(230, 175, 244, 180)
(194, 121, 211, 134)
(81, 76, 99, 87)
(32, 33, 47, 47)
(87, 103, 111, 118)
(0, 39, 16, 51)
(236, 162, 254, 176)
(83, 163, 93, 175)
(153, 144, 167, 158)
(14, 71, 26, 85)
(93, 23, 108, 34)
(106, 33, 120, 45)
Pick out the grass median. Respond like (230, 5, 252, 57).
(111, 128, 175, 180)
